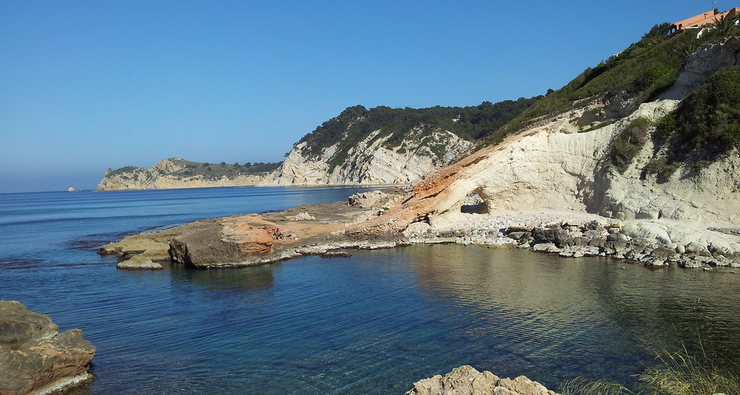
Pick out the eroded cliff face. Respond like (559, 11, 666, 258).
(381, 39, 740, 230)
(420, 99, 740, 227)
(97, 158, 268, 190)
(262, 127, 472, 186)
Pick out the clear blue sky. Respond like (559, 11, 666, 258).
(0, 0, 725, 192)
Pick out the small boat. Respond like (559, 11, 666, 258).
(67, 187, 82, 193)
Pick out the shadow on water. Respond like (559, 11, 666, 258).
(168, 262, 277, 295)
(0, 258, 46, 270)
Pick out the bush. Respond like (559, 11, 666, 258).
(611, 117, 653, 173)
(655, 114, 676, 138)
(672, 67, 740, 157)
(643, 158, 679, 183)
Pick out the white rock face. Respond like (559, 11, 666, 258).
(423, 39, 740, 228)
(428, 99, 740, 228)
(661, 36, 740, 99)
(263, 127, 472, 186)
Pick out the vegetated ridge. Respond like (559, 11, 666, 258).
(96, 158, 280, 190)
(97, 99, 540, 189)
(263, 99, 540, 185)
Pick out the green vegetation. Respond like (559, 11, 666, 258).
(560, 343, 740, 395)
(671, 67, 740, 157)
(486, 13, 740, 147)
(172, 159, 280, 181)
(638, 67, 740, 180)
(643, 158, 679, 183)
(297, 98, 540, 172)
(610, 117, 653, 173)
(105, 166, 139, 177)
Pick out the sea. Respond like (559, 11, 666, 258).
(1, 186, 739, 394)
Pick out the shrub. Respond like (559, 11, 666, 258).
(655, 114, 676, 138)
(672, 67, 740, 157)
(643, 158, 679, 183)
(611, 117, 653, 173)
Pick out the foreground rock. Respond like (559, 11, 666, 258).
(0, 300, 95, 395)
(406, 365, 559, 395)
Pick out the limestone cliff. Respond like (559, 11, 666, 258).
(262, 127, 472, 186)
(97, 158, 278, 191)
(381, 38, 740, 232)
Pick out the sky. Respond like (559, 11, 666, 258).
(0, 0, 728, 193)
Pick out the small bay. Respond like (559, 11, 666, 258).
(1, 187, 738, 394)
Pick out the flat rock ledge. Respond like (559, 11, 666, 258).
(99, 189, 740, 271)
(406, 365, 559, 395)
(0, 300, 96, 395)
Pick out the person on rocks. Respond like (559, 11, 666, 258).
(273, 227, 284, 240)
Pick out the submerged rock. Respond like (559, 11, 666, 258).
(0, 300, 96, 395)
(406, 365, 559, 395)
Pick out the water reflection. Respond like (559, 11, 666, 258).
(169, 263, 276, 295)
(404, 244, 740, 386)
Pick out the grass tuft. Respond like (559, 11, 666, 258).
(560, 342, 740, 395)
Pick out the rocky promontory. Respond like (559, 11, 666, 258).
(96, 158, 279, 191)
(0, 301, 96, 395)
(101, 188, 411, 269)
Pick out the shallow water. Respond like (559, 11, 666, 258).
(1, 187, 738, 394)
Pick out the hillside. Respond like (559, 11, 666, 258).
(98, 99, 539, 189)
(100, 16, 740, 194)
(263, 99, 539, 185)
(107, 15, 740, 275)
(368, 33, 740, 265)
(96, 158, 280, 190)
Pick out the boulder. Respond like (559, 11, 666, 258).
(0, 300, 95, 395)
(406, 365, 559, 395)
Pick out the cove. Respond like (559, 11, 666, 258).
(1, 188, 738, 394)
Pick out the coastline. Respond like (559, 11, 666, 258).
(101, 189, 740, 271)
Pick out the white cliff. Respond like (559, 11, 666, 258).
(426, 99, 739, 228)
(423, 38, 740, 228)
(263, 127, 472, 186)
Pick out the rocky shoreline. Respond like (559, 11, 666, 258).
(405, 210, 740, 269)
(99, 189, 740, 272)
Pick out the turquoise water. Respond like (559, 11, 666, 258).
(1, 187, 739, 394)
